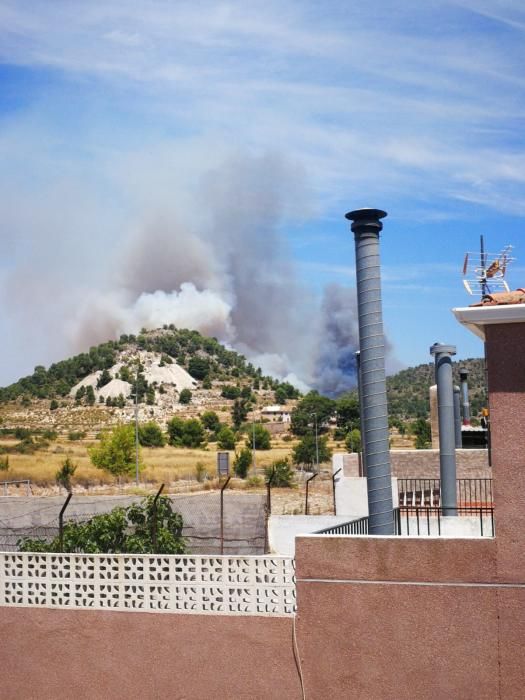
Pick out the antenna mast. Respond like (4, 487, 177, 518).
(462, 237, 515, 299)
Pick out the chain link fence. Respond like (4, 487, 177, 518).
(0, 492, 267, 554)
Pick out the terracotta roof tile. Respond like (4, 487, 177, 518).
(470, 289, 525, 307)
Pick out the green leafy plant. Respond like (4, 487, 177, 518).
(217, 426, 236, 450)
(234, 447, 252, 478)
(292, 435, 332, 470)
(246, 424, 271, 450)
(55, 457, 77, 493)
(265, 458, 295, 487)
(138, 421, 166, 447)
(89, 424, 141, 478)
(345, 429, 362, 453)
(18, 496, 186, 554)
(179, 388, 192, 404)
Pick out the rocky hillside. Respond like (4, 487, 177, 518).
(0, 327, 300, 432)
(386, 357, 487, 421)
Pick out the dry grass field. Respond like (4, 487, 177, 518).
(0, 433, 349, 515)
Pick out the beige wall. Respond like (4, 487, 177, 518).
(341, 448, 490, 478)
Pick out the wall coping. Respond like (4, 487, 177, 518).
(453, 303, 525, 340)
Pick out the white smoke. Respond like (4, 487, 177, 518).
(66, 152, 366, 395)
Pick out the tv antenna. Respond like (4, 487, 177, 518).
(462, 235, 515, 298)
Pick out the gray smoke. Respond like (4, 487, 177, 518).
(313, 284, 360, 396)
(70, 153, 365, 395)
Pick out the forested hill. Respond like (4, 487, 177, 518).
(0, 327, 295, 403)
(386, 357, 487, 420)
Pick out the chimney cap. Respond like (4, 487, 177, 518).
(345, 208, 387, 222)
(430, 342, 457, 357)
(459, 367, 469, 377)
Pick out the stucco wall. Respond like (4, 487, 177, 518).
(0, 608, 301, 700)
(294, 535, 525, 700)
(338, 448, 490, 478)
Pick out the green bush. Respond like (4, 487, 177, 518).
(55, 457, 77, 493)
(345, 429, 361, 453)
(217, 426, 236, 450)
(234, 448, 252, 479)
(18, 496, 186, 554)
(179, 388, 192, 404)
(138, 421, 166, 448)
(89, 424, 141, 478)
(265, 458, 295, 487)
(246, 424, 271, 450)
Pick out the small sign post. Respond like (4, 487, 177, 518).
(217, 452, 230, 478)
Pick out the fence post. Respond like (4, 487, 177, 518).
(58, 493, 73, 553)
(220, 476, 231, 555)
(151, 484, 165, 553)
(332, 469, 342, 515)
(305, 473, 318, 515)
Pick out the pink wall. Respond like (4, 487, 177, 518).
(294, 536, 525, 700)
(0, 608, 301, 700)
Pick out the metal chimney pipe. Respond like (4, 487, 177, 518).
(459, 367, 471, 425)
(430, 343, 458, 516)
(453, 386, 462, 449)
(355, 350, 367, 477)
(346, 208, 394, 535)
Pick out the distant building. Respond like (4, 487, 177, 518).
(260, 404, 292, 423)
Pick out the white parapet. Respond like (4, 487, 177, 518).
(0, 552, 296, 617)
(333, 474, 399, 518)
(268, 516, 352, 556)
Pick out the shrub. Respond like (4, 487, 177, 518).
(167, 417, 185, 446)
(195, 462, 208, 483)
(88, 424, 141, 478)
(345, 429, 361, 453)
(221, 385, 240, 400)
(292, 435, 332, 471)
(234, 448, 252, 479)
(201, 411, 220, 433)
(265, 458, 295, 487)
(0, 456, 9, 471)
(55, 457, 77, 493)
(179, 388, 192, 405)
(138, 422, 166, 448)
(188, 357, 210, 380)
(18, 496, 186, 555)
(50, 399, 59, 411)
(246, 424, 271, 450)
(68, 431, 85, 441)
(181, 419, 205, 448)
(217, 426, 236, 450)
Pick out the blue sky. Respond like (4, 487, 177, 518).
(1, 0, 525, 387)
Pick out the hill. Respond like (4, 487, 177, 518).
(0, 327, 300, 432)
(386, 357, 487, 421)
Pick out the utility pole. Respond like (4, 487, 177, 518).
(135, 363, 140, 487)
(252, 419, 257, 474)
(312, 412, 319, 473)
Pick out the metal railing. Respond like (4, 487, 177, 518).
(396, 505, 495, 537)
(0, 480, 32, 496)
(398, 478, 493, 508)
(316, 516, 369, 535)
(316, 504, 495, 538)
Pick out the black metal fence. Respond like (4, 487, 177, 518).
(398, 478, 493, 508)
(316, 516, 369, 535)
(317, 504, 495, 538)
(396, 505, 495, 537)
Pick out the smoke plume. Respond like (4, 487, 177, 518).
(70, 152, 366, 395)
(2, 149, 370, 395)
